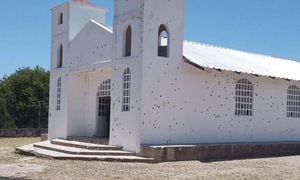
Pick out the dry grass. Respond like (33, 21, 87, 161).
(1, 137, 300, 179)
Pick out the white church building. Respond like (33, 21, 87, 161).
(49, 0, 300, 153)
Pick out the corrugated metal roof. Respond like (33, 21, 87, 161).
(183, 41, 300, 81)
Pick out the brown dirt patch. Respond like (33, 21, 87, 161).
(1, 137, 300, 179)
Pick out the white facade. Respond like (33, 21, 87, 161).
(49, 0, 300, 153)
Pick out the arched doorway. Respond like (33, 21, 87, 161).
(96, 79, 111, 137)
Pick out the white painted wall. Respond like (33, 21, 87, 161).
(69, 3, 106, 41)
(48, 71, 69, 139)
(68, 21, 113, 68)
(140, 61, 300, 145)
(110, 60, 143, 152)
(67, 68, 112, 137)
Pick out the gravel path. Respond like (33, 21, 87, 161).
(1, 138, 300, 179)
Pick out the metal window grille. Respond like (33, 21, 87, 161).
(97, 79, 111, 117)
(122, 68, 131, 112)
(287, 85, 300, 118)
(235, 78, 253, 116)
(56, 77, 62, 111)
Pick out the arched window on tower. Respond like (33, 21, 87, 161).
(158, 24, 169, 58)
(124, 25, 132, 57)
(57, 45, 63, 68)
(58, 13, 63, 25)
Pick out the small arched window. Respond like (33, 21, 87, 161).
(124, 25, 132, 57)
(158, 24, 169, 58)
(122, 68, 131, 112)
(56, 77, 62, 111)
(57, 44, 63, 68)
(235, 78, 253, 116)
(58, 13, 63, 25)
(287, 85, 300, 118)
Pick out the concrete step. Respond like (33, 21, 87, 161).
(33, 141, 133, 156)
(16, 144, 155, 163)
(51, 139, 122, 151)
(67, 136, 109, 145)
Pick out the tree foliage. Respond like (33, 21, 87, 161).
(0, 67, 49, 129)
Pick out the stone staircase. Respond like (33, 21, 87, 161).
(16, 139, 154, 163)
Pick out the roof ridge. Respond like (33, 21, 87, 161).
(89, 19, 113, 33)
(183, 40, 298, 63)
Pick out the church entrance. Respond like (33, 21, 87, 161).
(96, 79, 111, 138)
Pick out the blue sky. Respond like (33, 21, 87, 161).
(0, 0, 299, 78)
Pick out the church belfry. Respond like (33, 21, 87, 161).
(50, 0, 106, 70)
(113, 0, 184, 61)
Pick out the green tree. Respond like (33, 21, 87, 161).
(0, 66, 49, 129)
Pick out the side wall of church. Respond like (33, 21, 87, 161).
(141, 61, 300, 145)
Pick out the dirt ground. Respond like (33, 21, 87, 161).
(0, 138, 300, 180)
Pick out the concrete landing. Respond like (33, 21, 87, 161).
(16, 140, 154, 163)
(34, 141, 133, 156)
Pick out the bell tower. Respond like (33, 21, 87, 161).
(50, 0, 106, 70)
(49, 0, 106, 139)
(113, 0, 184, 62)
(110, 0, 185, 152)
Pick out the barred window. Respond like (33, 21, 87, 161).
(235, 78, 253, 116)
(97, 79, 111, 117)
(287, 85, 300, 118)
(56, 77, 62, 111)
(122, 68, 131, 112)
(97, 79, 111, 98)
